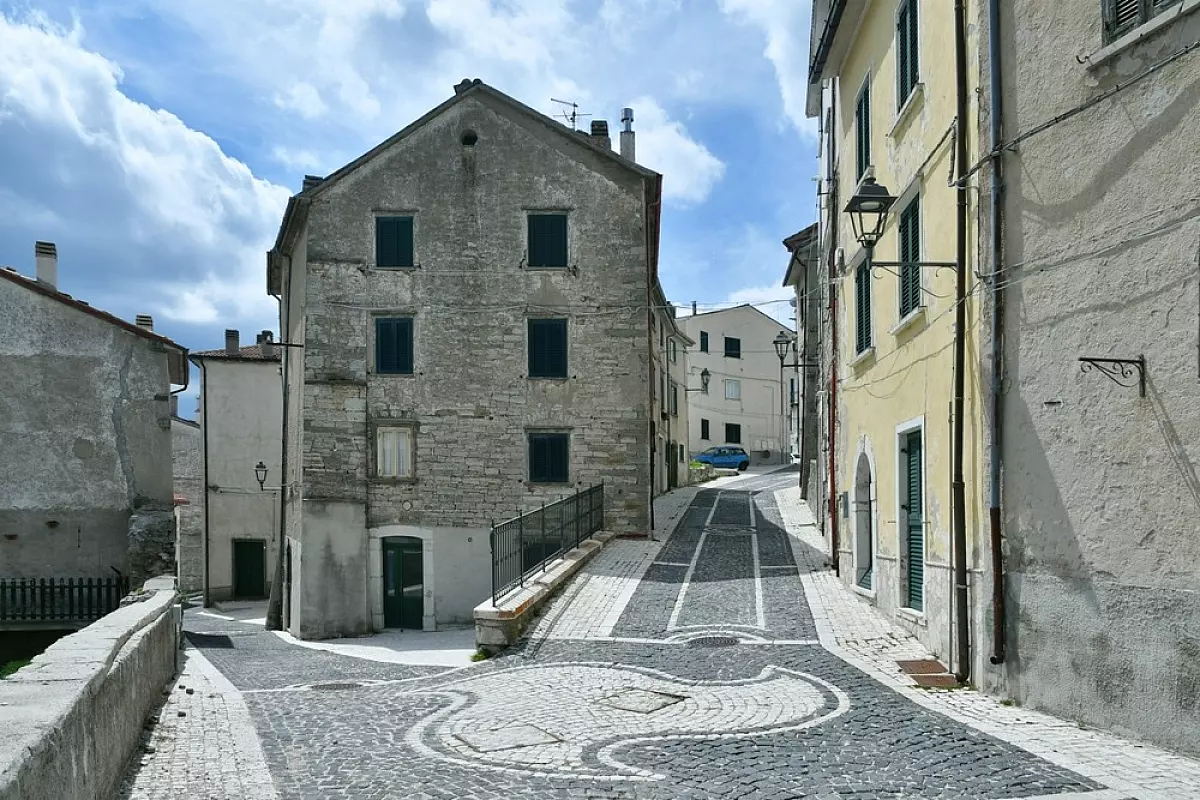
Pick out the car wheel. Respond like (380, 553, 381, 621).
(738, 461, 749, 471)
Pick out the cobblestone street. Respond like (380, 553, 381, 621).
(122, 469, 1200, 798)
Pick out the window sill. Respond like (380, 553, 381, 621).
(526, 481, 572, 488)
(372, 372, 416, 377)
(888, 306, 926, 337)
(849, 346, 876, 369)
(851, 583, 876, 600)
(528, 375, 569, 381)
(896, 607, 927, 627)
(372, 264, 419, 270)
(889, 82, 925, 139)
(1088, 0, 1200, 69)
(370, 476, 418, 485)
(526, 265, 571, 271)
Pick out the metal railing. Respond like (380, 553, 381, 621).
(0, 575, 130, 624)
(490, 483, 604, 605)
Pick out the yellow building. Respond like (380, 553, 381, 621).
(806, 0, 986, 677)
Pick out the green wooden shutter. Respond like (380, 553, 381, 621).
(549, 434, 569, 482)
(376, 217, 414, 267)
(528, 214, 568, 267)
(376, 318, 413, 374)
(905, 431, 924, 611)
(897, 0, 919, 106)
(855, 262, 871, 353)
(899, 196, 921, 318)
(529, 319, 567, 377)
(529, 435, 549, 481)
(856, 85, 870, 180)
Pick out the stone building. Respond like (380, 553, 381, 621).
(974, 0, 1200, 754)
(190, 330, 283, 606)
(0, 241, 188, 587)
(650, 282, 694, 495)
(782, 224, 821, 501)
(680, 304, 794, 466)
(268, 79, 662, 639)
(170, 403, 202, 596)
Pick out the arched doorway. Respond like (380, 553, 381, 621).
(853, 452, 874, 590)
(382, 536, 424, 629)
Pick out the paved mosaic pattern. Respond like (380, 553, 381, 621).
(142, 468, 1190, 798)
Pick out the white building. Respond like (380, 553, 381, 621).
(190, 330, 283, 605)
(680, 304, 794, 466)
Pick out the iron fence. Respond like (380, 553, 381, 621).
(0, 575, 130, 624)
(490, 483, 604, 605)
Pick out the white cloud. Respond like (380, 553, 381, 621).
(275, 82, 327, 119)
(719, 0, 817, 140)
(0, 12, 289, 327)
(630, 97, 725, 206)
(725, 284, 796, 327)
(272, 146, 321, 171)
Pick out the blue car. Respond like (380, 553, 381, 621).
(695, 446, 750, 471)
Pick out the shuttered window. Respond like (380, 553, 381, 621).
(701, 418, 710, 440)
(725, 423, 742, 444)
(1104, 0, 1180, 42)
(855, 82, 871, 181)
(375, 317, 414, 374)
(899, 196, 922, 318)
(724, 336, 741, 358)
(528, 319, 568, 378)
(376, 216, 415, 268)
(855, 263, 872, 354)
(904, 430, 924, 611)
(699, 331, 709, 352)
(528, 432, 569, 483)
(896, 0, 919, 108)
(528, 213, 568, 268)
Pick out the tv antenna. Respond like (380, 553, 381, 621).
(550, 98, 591, 129)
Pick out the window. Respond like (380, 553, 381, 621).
(527, 213, 568, 268)
(375, 317, 414, 374)
(699, 331, 709, 352)
(790, 377, 798, 406)
(660, 320, 665, 347)
(668, 339, 677, 363)
(701, 418, 710, 440)
(376, 427, 414, 479)
(896, 0, 919, 108)
(725, 379, 741, 400)
(679, 443, 685, 463)
(528, 432, 569, 483)
(855, 263, 872, 354)
(899, 196, 922, 318)
(670, 382, 678, 416)
(376, 216, 415, 268)
(650, 364, 656, 402)
(855, 81, 871, 181)
(725, 423, 742, 444)
(724, 336, 741, 358)
(1104, 0, 1181, 42)
(528, 318, 568, 378)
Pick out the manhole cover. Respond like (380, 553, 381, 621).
(309, 682, 362, 691)
(687, 636, 740, 648)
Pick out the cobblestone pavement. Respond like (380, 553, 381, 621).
(123, 468, 1200, 798)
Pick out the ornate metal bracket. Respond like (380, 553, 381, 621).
(1078, 355, 1146, 397)
(867, 260, 958, 281)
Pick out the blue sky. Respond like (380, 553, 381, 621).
(0, 1, 817, 417)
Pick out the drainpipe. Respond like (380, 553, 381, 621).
(266, 274, 288, 631)
(986, 0, 1007, 666)
(195, 358, 211, 608)
(952, 0, 971, 683)
(826, 91, 840, 576)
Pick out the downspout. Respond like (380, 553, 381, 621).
(826, 93, 840, 576)
(266, 284, 288, 631)
(952, 0, 971, 683)
(986, 0, 1007, 666)
(196, 357, 211, 608)
(645, 178, 661, 536)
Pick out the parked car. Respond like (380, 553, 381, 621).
(695, 446, 750, 471)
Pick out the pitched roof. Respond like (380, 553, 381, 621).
(190, 344, 281, 362)
(681, 303, 789, 328)
(782, 223, 818, 287)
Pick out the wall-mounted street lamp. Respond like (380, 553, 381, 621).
(845, 178, 957, 276)
(254, 461, 268, 491)
(685, 367, 711, 394)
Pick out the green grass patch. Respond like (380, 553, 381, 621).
(1, 659, 31, 679)
(470, 649, 490, 662)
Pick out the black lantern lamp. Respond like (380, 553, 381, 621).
(686, 367, 711, 393)
(844, 177, 897, 249)
(773, 330, 794, 364)
(254, 461, 268, 491)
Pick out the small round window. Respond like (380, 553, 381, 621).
(460, 129, 478, 146)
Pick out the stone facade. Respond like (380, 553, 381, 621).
(783, 224, 820, 501)
(171, 413, 203, 595)
(0, 243, 187, 587)
(650, 283, 693, 495)
(271, 80, 659, 639)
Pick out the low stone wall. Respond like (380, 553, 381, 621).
(689, 464, 716, 484)
(0, 576, 180, 800)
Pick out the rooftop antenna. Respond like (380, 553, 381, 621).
(550, 98, 591, 129)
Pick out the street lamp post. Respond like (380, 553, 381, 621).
(772, 332, 792, 466)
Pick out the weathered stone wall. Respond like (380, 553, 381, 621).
(0, 576, 179, 800)
(171, 417, 203, 595)
(977, 1, 1200, 754)
(0, 281, 174, 580)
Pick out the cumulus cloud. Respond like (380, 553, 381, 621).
(630, 97, 725, 206)
(724, 284, 796, 327)
(0, 12, 289, 327)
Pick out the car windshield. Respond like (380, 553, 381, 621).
(701, 448, 720, 456)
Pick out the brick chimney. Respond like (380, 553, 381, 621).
(256, 330, 276, 359)
(619, 107, 635, 162)
(35, 241, 57, 288)
(590, 120, 611, 150)
(135, 314, 154, 331)
(302, 175, 323, 191)
(225, 329, 239, 356)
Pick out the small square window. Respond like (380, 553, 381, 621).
(669, 339, 677, 363)
(725, 423, 742, 444)
(528, 318, 568, 378)
(724, 336, 741, 358)
(725, 379, 741, 400)
(670, 383, 679, 416)
(528, 432, 569, 483)
(528, 213, 568, 268)
(679, 443, 685, 463)
(376, 216, 414, 268)
(375, 317, 414, 374)
(376, 427, 414, 478)
(699, 331, 709, 352)
(701, 418, 710, 440)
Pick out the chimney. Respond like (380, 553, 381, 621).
(135, 314, 154, 331)
(257, 330, 276, 359)
(225, 329, 239, 356)
(170, 395, 179, 417)
(302, 174, 323, 192)
(692, 300, 697, 316)
(34, 241, 57, 288)
(590, 120, 611, 150)
(619, 107, 635, 162)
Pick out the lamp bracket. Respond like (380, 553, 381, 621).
(1078, 356, 1145, 397)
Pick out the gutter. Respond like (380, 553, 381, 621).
(952, 0, 971, 683)
(192, 356, 211, 608)
(809, 0, 848, 85)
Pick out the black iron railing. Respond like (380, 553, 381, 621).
(0, 575, 130, 624)
(490, 483, 604, 605)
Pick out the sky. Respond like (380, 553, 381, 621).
(0, 0, 819, 417)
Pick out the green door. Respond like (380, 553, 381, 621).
(383, 537, 424, 629)
(232, 540, 266, 599)
(904, 431, 924, 611)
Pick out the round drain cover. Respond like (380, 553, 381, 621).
(309, 682, 362, 691)
(687, 636, 740, 648)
